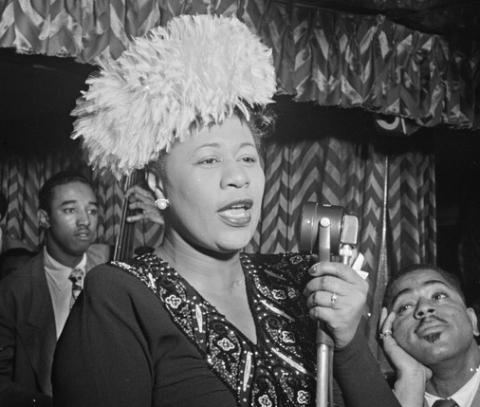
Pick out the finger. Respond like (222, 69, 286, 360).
(304, 276, 368, 303)
(126, 213, 145, 223)
(378, 310, 396, 342)
(381, 310, 396, 333)
(128, 201, 155, 211)
(379, 307, 388, 329)
(129, 186, 155, 202)
(309, 262, 364, 285)
(308, 306, 336, 324)
(304, 275, 351, 298)
(306, 291, 339, 309)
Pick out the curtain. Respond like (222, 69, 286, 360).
(0, 0, 478, 129)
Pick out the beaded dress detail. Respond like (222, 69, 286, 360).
(113, 252, 317, 407)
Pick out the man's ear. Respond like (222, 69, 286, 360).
(467, 307, 480, 337)
(38, 209, 51, 229)
(145, 171, 166, 200)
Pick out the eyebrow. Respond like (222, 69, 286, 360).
(195, 142, 255, 150)
(60, 200, 98, 207)
(390, 279, 450, 307)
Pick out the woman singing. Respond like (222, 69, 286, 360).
(52, 14, 407, 407)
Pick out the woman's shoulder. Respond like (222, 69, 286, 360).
(85, 253, 160, 293)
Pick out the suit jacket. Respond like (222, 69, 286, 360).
(0, 250, 107, 407)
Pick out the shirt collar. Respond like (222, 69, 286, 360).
(426, 367, 480, 407)
(43, 247, 87, 288)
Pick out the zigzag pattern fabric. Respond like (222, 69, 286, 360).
(0, 0, 478, 129)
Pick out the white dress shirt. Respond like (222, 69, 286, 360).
(43, 247, 87, 338)
(426, 367, 480, 407)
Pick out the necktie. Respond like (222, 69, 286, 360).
(69, 268, 85, 307)
(432, 399, 458, 407)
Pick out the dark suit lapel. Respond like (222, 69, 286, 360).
(20, 253, 56, 396)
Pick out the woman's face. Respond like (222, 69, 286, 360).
(161, 116, 265, 254)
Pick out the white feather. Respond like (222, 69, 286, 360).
(72, 14, 276, 177)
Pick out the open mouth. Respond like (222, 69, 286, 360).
(422, 332, 442, 343)
(75, 231, 91, 240)
(218, 200, 253, 226)
(416, 320, 445, 343)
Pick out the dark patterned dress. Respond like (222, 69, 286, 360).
(116, 252, 319, 407)
(52, 252, 398, 407)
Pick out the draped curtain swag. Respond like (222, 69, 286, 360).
(0, 0, 478, 128)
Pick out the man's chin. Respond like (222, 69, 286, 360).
(69, 242, 92, 257)
(409, 340, 454, 365)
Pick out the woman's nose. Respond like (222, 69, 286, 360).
(221, 160, 249, 189)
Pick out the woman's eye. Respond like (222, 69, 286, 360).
(198, 157, 220, 165)
(63, 208, 75, 214)
(241, 155, 257, 164)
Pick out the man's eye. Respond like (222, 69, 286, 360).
(397, 303, 412, 315)
(432, 292, 448, 301)
(88, 208, 98, 216)
(63, 208, 75, 214)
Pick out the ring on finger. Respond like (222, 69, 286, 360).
(330, 292, 338, 307)
(379, 329, 393, 340)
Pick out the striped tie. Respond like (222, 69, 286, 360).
(432, 399, 458, 407)
(69, 268, 85, 308)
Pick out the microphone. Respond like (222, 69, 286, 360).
(339, 214, 359, 265)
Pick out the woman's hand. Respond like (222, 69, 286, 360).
(304, 261, 369, 349)
(379, 308, 431, 407)
(125, 185, 164, 225)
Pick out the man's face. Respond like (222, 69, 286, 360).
(388, 268, 479, 367)
(40, 181, 98, 261)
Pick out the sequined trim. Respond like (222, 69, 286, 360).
(113, 252, 316, 406)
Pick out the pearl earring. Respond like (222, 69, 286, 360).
(155, 198, 170, 210)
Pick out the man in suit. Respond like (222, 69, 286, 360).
(380, 264, 480, 407)
(0, 170, 103, 407)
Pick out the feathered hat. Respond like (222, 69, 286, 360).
(72, 14, 277, 177)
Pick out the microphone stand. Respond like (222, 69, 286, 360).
(315, 216, 357, 407)
(316, 217, 334, 407)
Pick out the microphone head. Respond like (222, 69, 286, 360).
(340, 214, 359, 246)
(299, 202, 344, 253)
